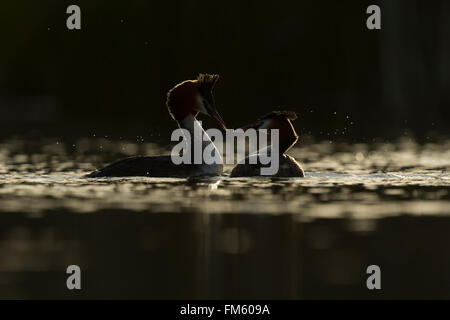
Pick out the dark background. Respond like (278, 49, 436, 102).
(0, 0, 449, 142)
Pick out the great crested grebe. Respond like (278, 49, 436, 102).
(230, 111, 304, 177)
(85, 74, 227, 178)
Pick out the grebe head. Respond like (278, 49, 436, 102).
(166, 74, 227, 129)
(240, 110, 299, 153)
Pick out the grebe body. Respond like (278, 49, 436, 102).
(85, 74, 226, 178)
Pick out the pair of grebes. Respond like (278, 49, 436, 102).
(86, 74, 304, 178)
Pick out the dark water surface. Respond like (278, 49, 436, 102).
(0, 138, 449, 299)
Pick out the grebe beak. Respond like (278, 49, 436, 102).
(203, 99, 227, 129)
(209, 108, 227, 130)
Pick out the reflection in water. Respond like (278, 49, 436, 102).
(1, 212, 450, 299)
(0, 138, 449, 298)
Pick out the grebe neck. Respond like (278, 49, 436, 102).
(279, 120, 298, 154)
(178, 114, 222, 164)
